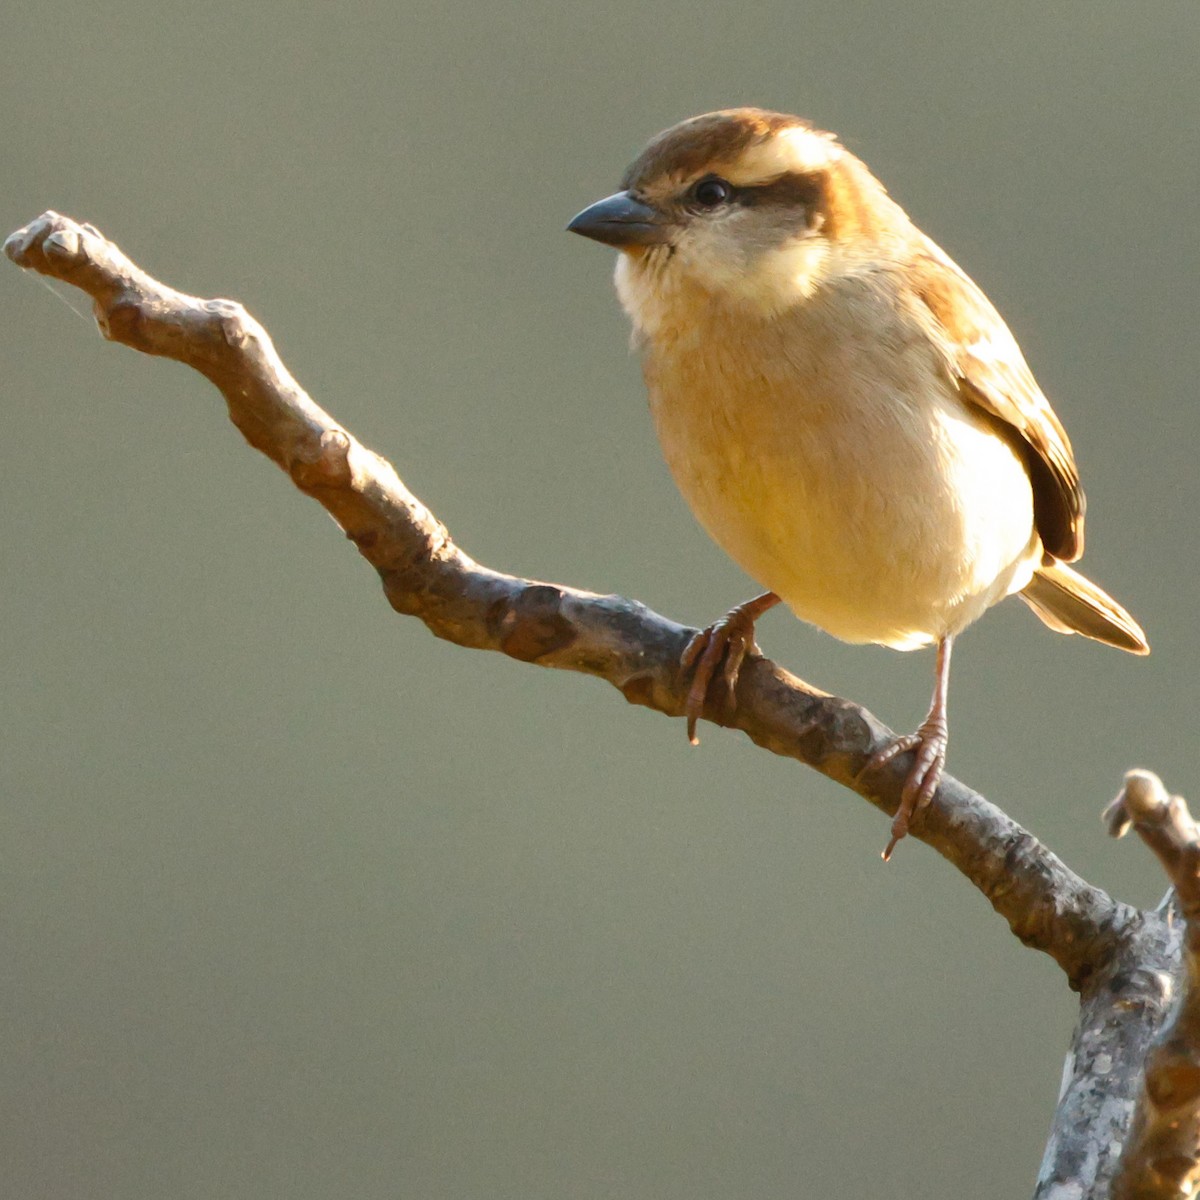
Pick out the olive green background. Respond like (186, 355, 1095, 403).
(3, 3, 1197, 1197)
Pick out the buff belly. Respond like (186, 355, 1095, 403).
(648, 359, 1042, 651)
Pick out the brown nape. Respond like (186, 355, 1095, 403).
(817, 154, 897, 243)
(621, 108, 810, 192)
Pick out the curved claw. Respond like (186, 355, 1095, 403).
(682, 620, 754, 744)
(864, 718, 948, 861)
(680, 593, 780, 745)
(857, 634, 954, 861)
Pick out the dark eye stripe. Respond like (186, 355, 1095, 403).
(740, 172, 823, 211)
(682, 170, 823, 220)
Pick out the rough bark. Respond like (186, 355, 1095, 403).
(1102, 772, 1200, 1199)
(1036, 906, 1180, 1198)
(6, 211, 1192, 1198)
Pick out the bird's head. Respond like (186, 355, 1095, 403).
(568, 108, 909, 335)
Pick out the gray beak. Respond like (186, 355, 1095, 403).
(566, 190, 673, 247)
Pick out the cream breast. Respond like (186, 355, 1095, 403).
(622, 261, 1042, 649)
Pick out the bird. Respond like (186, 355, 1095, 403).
(566, 107, 1148, 858)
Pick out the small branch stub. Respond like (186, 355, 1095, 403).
(1108, 770, 1200, 1199)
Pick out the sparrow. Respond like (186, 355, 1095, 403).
(567, 108, 1148, 858)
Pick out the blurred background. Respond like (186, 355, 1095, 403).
(3, 3, 1197, 1196)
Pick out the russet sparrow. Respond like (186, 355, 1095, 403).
(568, 108, 1148, 857)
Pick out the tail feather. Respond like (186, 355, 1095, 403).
(1020, 562, 1149, 655)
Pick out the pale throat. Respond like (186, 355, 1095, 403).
(614, 237, 835, 337)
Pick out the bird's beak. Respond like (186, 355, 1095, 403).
(567, 191, 673, 248)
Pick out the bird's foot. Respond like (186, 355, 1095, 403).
(863, 714, 948, 861)
(680, 592, 780, 745)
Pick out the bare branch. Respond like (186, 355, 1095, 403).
(1035, 910, 1180, 1198)
(1105, 771, 1200, 1199)
(5, 210, 1132, 986)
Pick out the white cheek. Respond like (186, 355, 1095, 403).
(754, 238, 833, 306)
(673, 228, 747, 294)
(676, 227, 832, 314)
(612, 225, 835, 335)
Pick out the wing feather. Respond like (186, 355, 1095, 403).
(907, 241, 1084, 562)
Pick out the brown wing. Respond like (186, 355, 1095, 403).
(909, 240, 1085, 562)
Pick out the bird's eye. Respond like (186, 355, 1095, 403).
(691, 177, 733, 208)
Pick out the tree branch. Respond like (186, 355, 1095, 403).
(17, 209, 1200, 1196)
(1104, 771, 1200, 1199)
(4, 209, 1132, 988)
(12, 217, 1178, 1200)
(1035, 906, 1180, 1198)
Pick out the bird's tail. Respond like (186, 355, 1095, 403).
(1020, 561, 1149, 655)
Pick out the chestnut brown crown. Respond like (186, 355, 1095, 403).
(568, 108, 909, 253)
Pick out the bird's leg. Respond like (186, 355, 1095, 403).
(680, 592, 781, 745)
(865, 634, 954, 861)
